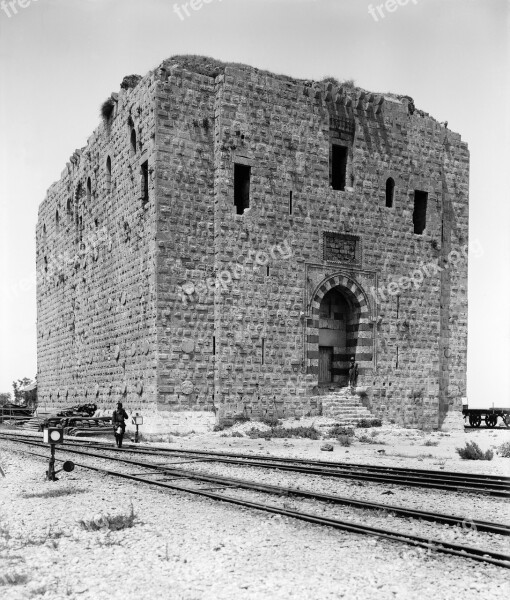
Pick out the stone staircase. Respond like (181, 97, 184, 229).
(320, 387, 377, 425)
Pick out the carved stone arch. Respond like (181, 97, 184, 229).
(308, 273, 372, 320)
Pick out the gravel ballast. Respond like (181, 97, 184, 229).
(1, 434, 509, 600)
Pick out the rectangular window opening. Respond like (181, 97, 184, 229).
(289, 191, 293, 215)
(331, 145, 348, 191)
(213, 336, 216, 356)
(413, 190, 428, 235)
(141, 161, 149, 209)
(261, 338, 265, 365)
(266, 265, 270, 277)
(234, 164, 251, 215)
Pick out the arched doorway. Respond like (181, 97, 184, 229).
(307, 273, 373, 388)
(318, 287, 359, 386)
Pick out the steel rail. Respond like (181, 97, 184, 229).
(8, 441, 510, 569)
(3, 434, 510, 536)
(3, 432, 510, 496)
(131, 445, 510, 484)
(52, 440, 510, 496)
(7, 432, 509, 484)
(39, 434, 510, 485)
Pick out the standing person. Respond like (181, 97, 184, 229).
(348, 357, 359, 389)
(112, 402, 129, 448)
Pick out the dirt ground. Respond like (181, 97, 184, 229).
(0, 421, 509, 600)
(165, 418, 510, 477)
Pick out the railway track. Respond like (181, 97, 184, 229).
(5, 432, 509, 497)
(2, 433, 510, 569)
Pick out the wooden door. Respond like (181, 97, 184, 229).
(319, 346, 333, 383)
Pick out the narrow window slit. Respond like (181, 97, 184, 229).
(106, 156, 112, 193)
(386, 177, 395, 208)
(234, 164, 251, 215)
(413, 190, 428, 234)
(330, 145, 348, 191)
(141, 161, 149, 208)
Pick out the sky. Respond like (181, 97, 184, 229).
(0, 0, 508, 407)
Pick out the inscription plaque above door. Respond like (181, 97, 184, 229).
(323, 232, 361, 266)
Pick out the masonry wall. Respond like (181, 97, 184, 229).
(36, 73, 159, 414)
(176, 63, 469, 428)
(153, 64, 217, 416)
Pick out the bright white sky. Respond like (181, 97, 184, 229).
(0, 0, 508, 407)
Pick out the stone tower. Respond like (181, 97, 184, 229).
(36, 56, 469, 431)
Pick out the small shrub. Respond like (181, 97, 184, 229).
(246, 426, 321, 440)
(423, 440, 439, 447)
(322, 75, 340, 86)
(233, 414, 250, 424)
(357, 419, 382, 428)
(456, 442, 493, 461)
(79, 503, 136, 532)
(231, 432, 243, 438)
(120, 74, 142, 90)
(261, 415, 282, 427)
(498, 442, 510, 458)
(100, 98, 115, 122)
(358, 434, 377, 444)
(214, 414, 250, 432)
(168, 54, 227, 78)
(328, 425, 354, 438)
(337, 435, 352, 447)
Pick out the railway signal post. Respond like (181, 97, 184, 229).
(43, 427, 74, 481)
(132, 414, 143, 443)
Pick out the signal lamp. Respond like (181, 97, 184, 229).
(43, 427, 64, 445)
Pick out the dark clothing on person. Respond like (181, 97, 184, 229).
(112, 407, 129, 447)
(348, 361, 359, 388)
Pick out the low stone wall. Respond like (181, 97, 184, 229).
(95, 407, 217, 435)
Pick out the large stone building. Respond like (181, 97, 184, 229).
(36, 55, 469, 431)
